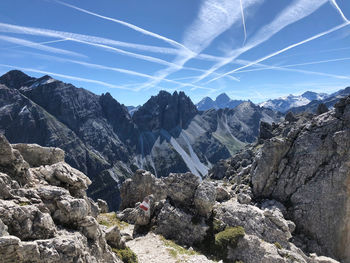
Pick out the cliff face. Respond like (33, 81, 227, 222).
(0, 134, 123, 263)
(207, 96, 350, 262)
(251, 97, 350, 262)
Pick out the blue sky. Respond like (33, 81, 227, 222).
(0, 0, 349, 106)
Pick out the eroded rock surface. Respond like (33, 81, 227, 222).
(0, 134, 121, 263)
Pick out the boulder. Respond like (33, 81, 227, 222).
(164, 172, 201, 207)
(194, 180, 216, 217)
(0, 136, 122, 262)
(12, 143, 64, 167)
(105, 226, 124, 249)
(214, 200, 293, 247)
(97, 199, 109, 213)
(155, 202, 209, 246)
(120, 169, 166, 209)
(215, 186, 230, 202)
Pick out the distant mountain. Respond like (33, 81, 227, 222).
(196, 93, 245, 111)
(0, 70, 283, 209)
(290, 87, 350, 114)
(127, 105, 140, 116)
(259, 91, 329, 113)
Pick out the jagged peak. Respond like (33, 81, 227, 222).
(0, 70, 36, 90)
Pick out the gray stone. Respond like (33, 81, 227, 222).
(194, 180, 216, 217)
(155, 202, 209, 246)
(12, 143, 64, 167)
(97, 199, 109, 213)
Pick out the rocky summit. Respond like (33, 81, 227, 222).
(0, 134, 125, 263)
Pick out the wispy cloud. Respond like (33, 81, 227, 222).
(54, 0, 191, 52)
(0, 63, 136, 90)
(139, 0, 262, 90)
(193, 0, 329, 83)
(208, 21, 350, 82)
(0, 35, 85, 58)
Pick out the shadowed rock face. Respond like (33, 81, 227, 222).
(132, 90, 198, 131)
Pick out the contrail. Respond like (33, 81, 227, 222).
(0, 23, 237, 79)
(236, 57, 350, 73)
(16, 52, 215, 91)
(0, 22, 187, 56)
(233, 60, 350, 80)
(191, 0, 329, 84)
(330, 0, 349, 22)
(207, 21, 350, 83)
(2, 38, 68, 50)
(239, 0, 247, 45)
(0, 64, 136, 90)
(0, 35, 85, 58)
(54, 0, 192, 52)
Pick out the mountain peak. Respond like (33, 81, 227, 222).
(0, 70, 36, 90)
(133, 90, 197, 131)
(215, 93, 231, 105)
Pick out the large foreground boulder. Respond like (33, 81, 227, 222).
(0, 134, 121, 263)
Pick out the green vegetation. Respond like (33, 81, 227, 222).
(19, 202, 29, 206)
(214, 226, 245, 258)
(160, 235, 198, 259)
(213, 132, 246, 155)
(97, 212, 129, 230)
(112, 247, 138, 263)
(274, 242, 282, 249)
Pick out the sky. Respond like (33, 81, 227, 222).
(0, 0, 349, 106)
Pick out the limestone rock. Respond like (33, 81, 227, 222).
(12, 143, 64, 167)
(214, 200, 293, 247)
(251, 96, 350, 262)
(164, 172, 201, 207)
(120, 169, 166, 209)
(0, 135, 122, 262)
(155, 202, 209, 246)
(215, 186, 230, 202)
(97, 199, 109, 213)
(105, 226, 124, 249)
(194, 180, 216, 217)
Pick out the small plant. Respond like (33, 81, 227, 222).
(112, 247, 138, 263)
(274, 242, 282, 249)
(19, 202, 29, 206)
(214, 226, 245, 259)
(97, 212, 129, 230)
(160, 236, 198, 257)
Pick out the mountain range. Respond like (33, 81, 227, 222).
(196, 93, 246, 111)
(0, 70, 282, 209)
